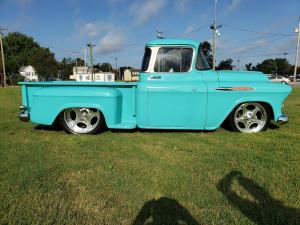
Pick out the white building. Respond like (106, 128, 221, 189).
(124, 69, 140, 82)
(69, 66, 115, 82)
(19, 65, 38, 81)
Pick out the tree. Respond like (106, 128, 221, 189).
(274, 58, 291, 75)
(254, 58, 291, 75)
(28, 47, 58, 80)
(59, 57, 74, 80)
(99, 63, 112, 72)
(201, 41, 213, 68)
(217, 58, 233, 70)
(245, 63, 253, 71)
(2, 32, 59, 79)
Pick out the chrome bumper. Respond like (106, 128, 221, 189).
(278, 114, 288, 125)
(19, 105, 29, 122)
(19, 111, 29, 122)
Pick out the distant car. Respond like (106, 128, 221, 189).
(289, 75, 300, 82)
(270, 76, 290, 84)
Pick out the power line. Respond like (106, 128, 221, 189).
(237, 51, 295, 59)
(218, 35, 295, 51)
(222, 24, 294, 37)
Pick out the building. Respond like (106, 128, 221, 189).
(124, 69, 140, 82)
(69, 66, 115, 82)
(19, 65, 38, 81)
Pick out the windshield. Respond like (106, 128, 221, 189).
(141, 47, 151, 72)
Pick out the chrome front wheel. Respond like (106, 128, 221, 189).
(230, 103, 269, 133)
(60, 108, 104, 134)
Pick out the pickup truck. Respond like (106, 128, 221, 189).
(19, 39, 292, 134)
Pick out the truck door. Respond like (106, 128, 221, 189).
(145, 47, 207, 129)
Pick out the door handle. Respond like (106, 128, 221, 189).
(150, 76, 161, 80)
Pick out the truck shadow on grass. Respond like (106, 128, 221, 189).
(217, 171, 300, 225)
(132, 197, 200, 225)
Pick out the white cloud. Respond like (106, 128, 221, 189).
(83, 23, 99, 37)
(130, 0, 166, 25)
(228, 0, 242, 11)
(75, 21, 113, 39)
(94, 30, 125, 54)
(175, 0, 189, 13)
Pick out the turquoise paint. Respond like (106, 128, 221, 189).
(19, 39, 292, 130)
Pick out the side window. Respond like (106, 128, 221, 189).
(154, 47, 193, 72)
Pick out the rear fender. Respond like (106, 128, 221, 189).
(29, 86, 122, 126)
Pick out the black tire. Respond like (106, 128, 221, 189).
(281, 81, 286, 84)
(59, 108, 106, 134)
(228, 102, 271, 133)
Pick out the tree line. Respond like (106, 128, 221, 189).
(0, 32, 115, 83)
(1, 32, 299, 84)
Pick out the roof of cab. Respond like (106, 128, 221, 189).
(146, 39, 200, 47)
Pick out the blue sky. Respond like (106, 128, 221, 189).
(0, 0, 299, 69)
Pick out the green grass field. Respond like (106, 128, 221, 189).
(0, 87, 299, 225)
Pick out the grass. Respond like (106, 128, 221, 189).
(0, 87, 299, 225)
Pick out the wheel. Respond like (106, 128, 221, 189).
(281, 81, 286, 84)
(229, 102, 270, 133)
(59, 108, 105, 134)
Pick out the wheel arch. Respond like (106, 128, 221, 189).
(54, 105, 108, 127)
(220, 100, 275, 128)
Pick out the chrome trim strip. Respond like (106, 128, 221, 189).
(215, 87, 233, 91)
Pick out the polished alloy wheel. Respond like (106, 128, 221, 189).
(63, 108, 101, 134)
(233, 103, 268, 133)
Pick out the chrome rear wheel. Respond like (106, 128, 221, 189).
(61, 108, 104, 134)
(231, 103, 269, 133)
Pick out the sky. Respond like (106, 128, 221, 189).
(0, 0, 299, 69)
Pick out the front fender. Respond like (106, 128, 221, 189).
(205, 83, 292, 129)
(30, 86, 122, 126)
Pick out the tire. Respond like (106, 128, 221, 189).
(59, 108, 106, 134)
(228, 102, 270, 133)
(281, 81, 286, 84)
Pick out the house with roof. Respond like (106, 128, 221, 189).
(19, 65, 38, 81)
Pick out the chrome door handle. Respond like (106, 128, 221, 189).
(150, 76, 161, 80)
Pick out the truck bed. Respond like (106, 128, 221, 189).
(19, 81, 138, 129)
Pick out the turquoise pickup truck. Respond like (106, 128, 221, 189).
(19, 39, 292, 134)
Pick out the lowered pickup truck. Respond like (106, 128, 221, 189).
(19, 39, 292, 134)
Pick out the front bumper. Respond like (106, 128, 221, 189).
(278, 114, 288, 125)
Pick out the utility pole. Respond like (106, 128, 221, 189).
(237, 59, 240, 70)
(115, 57, 118, 80)
(0, 28, 7, 87)
(87, 42, 95, 82)
(210, 0, 221, 70)
(84, 48, 87, 67)
(293, 18, 300, 84)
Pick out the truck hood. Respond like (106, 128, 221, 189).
(217, 70, 269, 82)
